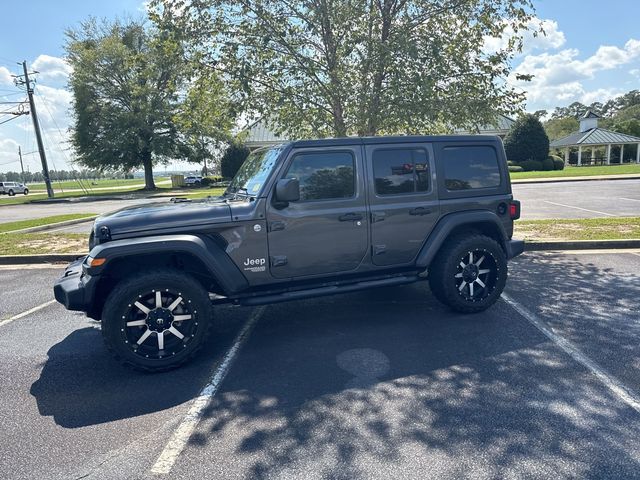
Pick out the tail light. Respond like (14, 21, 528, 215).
(509, 200, 521, 220)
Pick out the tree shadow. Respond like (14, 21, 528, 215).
(509, 252, 640, 390)
(182, 255, 640, 478)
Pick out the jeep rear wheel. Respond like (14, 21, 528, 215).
(429, 234, 507, 313)
(101, 270, 213, 372)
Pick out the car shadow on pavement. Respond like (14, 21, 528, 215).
(29, 307, 246, 429)
(182, 273, 640, 479)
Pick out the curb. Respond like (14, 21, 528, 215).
(0, 216, 98, 235)
(0, 254, 84, 265)
(1, 240, 640, 265)
(525, 239, 640, 251)
(512, 174, 640, 185)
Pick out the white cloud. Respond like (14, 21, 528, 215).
(0, 66, 13, 86)
(511, 38, 640, 110)
(0, 138, 20, 157)
(631, 68, 640, 79)
(31, 55, 72, 82)
(484, 18, 566, 56)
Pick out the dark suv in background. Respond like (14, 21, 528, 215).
(55, 135, 523, 371)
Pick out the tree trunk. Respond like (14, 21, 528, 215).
(142, 150, 156, 190)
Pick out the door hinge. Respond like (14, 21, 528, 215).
(270, 255, 288, 267)
(373, 245, 386, 256)
(371, 212, 386, 223)
(269, 221, 286, 232)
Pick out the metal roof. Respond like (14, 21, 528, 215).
(454, 114, 515, 134)
(244, 119, 285, 147)
(550, 127, 640, 147)
(581, 110, 601, 119)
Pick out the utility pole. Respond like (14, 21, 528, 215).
(20, 61, 53, 198)
(18, 146, 25, 183)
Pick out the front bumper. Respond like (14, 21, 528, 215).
(53, 256, 98, 314)
(506, 238, 525, 259)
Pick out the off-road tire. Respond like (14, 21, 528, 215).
(101, 269, 213, 372)
(429, 234, 507, 313)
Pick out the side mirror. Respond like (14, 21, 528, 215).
(275, 178, 300, 205)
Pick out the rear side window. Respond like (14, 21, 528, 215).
(442, 146, 501, 190)
(373, 148, 429, 195)
(285, 151, 355, 201)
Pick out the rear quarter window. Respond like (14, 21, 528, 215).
(442, 145, 501, 190)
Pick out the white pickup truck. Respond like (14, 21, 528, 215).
(184, 175, 203, 186)
(0, 182, 29, 196)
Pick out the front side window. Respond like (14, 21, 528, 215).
(373, 148, 429, 195)
(442, 146, 501, 190)
(227, 146, 284, 196)
(285, 151, 355, 201)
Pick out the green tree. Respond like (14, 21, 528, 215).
(66, 19, 191, 189)
(151, 0, 535, 138)
(177, 72, 237, 176)
(504, 114, 549, 163)
(220, 141, 250, 179)
(544, 116, 578, 141)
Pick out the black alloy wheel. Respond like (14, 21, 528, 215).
(101, 270, 213, 371)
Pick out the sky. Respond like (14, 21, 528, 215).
(1, 0, 639, 173)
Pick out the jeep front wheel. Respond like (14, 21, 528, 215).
(428, 234, 507, 313)
(101, 269, 213, 372)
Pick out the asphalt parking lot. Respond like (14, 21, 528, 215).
(2, 250, 640, 479)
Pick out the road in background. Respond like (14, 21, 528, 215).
(513, 179, 640, 219)
(2, 251, 640, 479)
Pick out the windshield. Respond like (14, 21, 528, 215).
(227, 146, 283, 196)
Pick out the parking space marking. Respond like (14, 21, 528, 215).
(543, 201, 617, 217)
(0, 299, 57, 328)
(502, 293, 640, 414)
(620, 197, 640, 203)
(150, 306, 266, 475)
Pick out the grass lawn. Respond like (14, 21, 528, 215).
(515, 217, 640, 241)
(173, 187, 226, 199)
(27, 177, 170, 191)
(0, 233, 88, 255)
(0, 214, 96, 234)
(510, 164, 640, 180)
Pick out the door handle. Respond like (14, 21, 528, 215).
(339, 213, 363, 222)
(409, 207, 431, 216)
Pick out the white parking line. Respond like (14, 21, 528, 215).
(543, 201, 617, 217)
(620, 197, 640, 203)
(502, 293, 640, 414)
(150, 306, 266, 475)
(0, 300, 57, 328)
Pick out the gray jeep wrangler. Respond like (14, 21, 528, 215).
(54, 135, 523, 371)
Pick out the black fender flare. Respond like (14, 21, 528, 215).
(416, 211, 508, 268)
(86, 234, 249, 295)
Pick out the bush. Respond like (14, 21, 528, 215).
(550, 155, 565, 170)
(508, 165, 524, 172)
(541, 157, 555, 171)
(221, 142, 250, 179)
(504, 114, 550, 163)
(519, 160, 543, 172)
(507, 160, 515, 167)
(200, 176, 222, 187)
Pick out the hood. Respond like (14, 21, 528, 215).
(94, 198, 232, 237)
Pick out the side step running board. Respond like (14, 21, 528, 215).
(238, 275, 420, 306)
